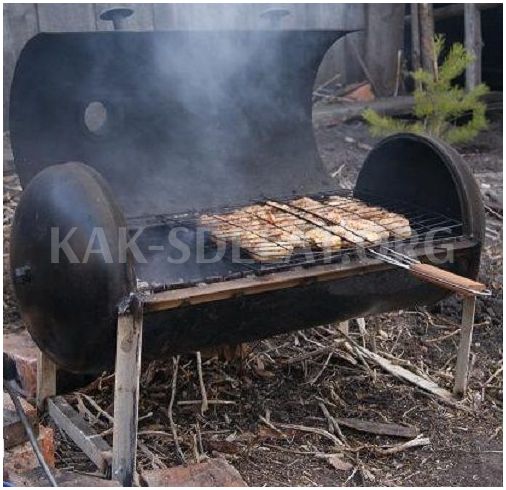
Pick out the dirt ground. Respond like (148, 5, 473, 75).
(3, 115, 503, 486)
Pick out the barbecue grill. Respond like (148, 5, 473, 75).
(9, 26, 487, 485)
(9, 29, 486, 376)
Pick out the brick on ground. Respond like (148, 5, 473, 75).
(3, 425, 55, 477)
(140, 458, 247, 487)
(3, 330, 96, 398)
(4, 330, 38, 398)
(8, 468, 120, 487)
(4, 394, 38, 449)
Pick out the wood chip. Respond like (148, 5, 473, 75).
(333, 417, 419, 439)
(318, 453, 354, 471)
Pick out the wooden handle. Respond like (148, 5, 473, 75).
(409, 263, 487, 296)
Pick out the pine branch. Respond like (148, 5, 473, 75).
(363, 35, 489, 146)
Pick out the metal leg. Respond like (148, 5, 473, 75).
(112, 297, 143, 486)
(36, 349, 57, 412)
(453, 296, 476, 397)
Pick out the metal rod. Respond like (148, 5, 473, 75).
(266, 199, 487, 297)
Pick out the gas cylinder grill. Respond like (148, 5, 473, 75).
(9, 26, 487, 484)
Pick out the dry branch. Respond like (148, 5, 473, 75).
(195, 351, 209, 414)
(168, 355, 186, 464)
(354, 345, 465, 409)
(375, 435, 431, 455)
(319, 403, 347, 443)
(271, 421, 343, 447)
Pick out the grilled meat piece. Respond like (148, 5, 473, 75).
(326, 196, 412, 239)
(304, 228, 342, 249)
(289, 197, 389, 243)
(200, 210, 301, 262)
(200, 194, 412, 263)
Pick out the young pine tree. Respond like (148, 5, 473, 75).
(363, 35, 489, 145)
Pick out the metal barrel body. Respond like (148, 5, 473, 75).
(9, 31, 485, 374)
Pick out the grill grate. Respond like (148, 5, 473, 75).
(128, 189, 468, 290)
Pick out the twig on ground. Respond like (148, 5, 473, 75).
(481, 363, 503, 400)
(318, 402, 347, 443)
(283, 340, 345, 365)
(191, 432, 200, 463)
(425, 328, 462, 343)
(78, 393, 114, 423)
(343, 465, 359, 486)
(195, 421, 206, 458)
(273, 421, 343, 446)
(483, 364, 503, 388)
(138, 430, 174, 437)
(195, 351, 209, 414)
(177, 399, 236, 406)
(74, 394, 98, 425)
(168, 355, 186, 464)
(310, 352, 333, 385)
(356, 318, 367, 348)
(374, 435, 431, 455)
(339, 331, 373, 375)
(138, 440, 166, 469)
(259, 415, 288, 439)
(337, 331, 467, 410)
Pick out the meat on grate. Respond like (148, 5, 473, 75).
(200, 195, 412, 263)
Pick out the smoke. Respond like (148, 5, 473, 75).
(11, 6, 349, 282)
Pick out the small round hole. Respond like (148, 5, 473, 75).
(84, 101, 108, 135)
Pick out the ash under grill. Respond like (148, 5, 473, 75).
(130, 190, 465, 291)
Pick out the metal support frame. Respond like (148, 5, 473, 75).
(453, 295, 477, 397)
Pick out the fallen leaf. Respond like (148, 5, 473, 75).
(207, 439, 242, 455)
(325, 454, 353, 471)
(253, 366, 276, 378)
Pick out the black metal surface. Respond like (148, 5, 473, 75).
(10, 162, 135, 372)
(140, 255, 478, 360)
(9, 30, 485, 374)
(354, 133, 485, 278)
(10, 30, 349, 218)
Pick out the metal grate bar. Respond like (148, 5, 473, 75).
(127, 190, 468, 288)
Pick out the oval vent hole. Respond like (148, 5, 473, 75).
(84, 101, 108, 135)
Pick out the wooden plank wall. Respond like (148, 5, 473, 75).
(3, 3, 367, 123)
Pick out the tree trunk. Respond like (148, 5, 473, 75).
(419, 3, 436, 78)
(410, 4, 422, 74)
(464, 4, 482, 91)
(364, 3, 405, 97)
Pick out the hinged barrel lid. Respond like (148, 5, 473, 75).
(10, 30, 350, 217)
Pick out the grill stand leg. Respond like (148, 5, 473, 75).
(36, 349, 57, 412)
(112, 296, 143, 486)
(453, 296, 476, 397)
